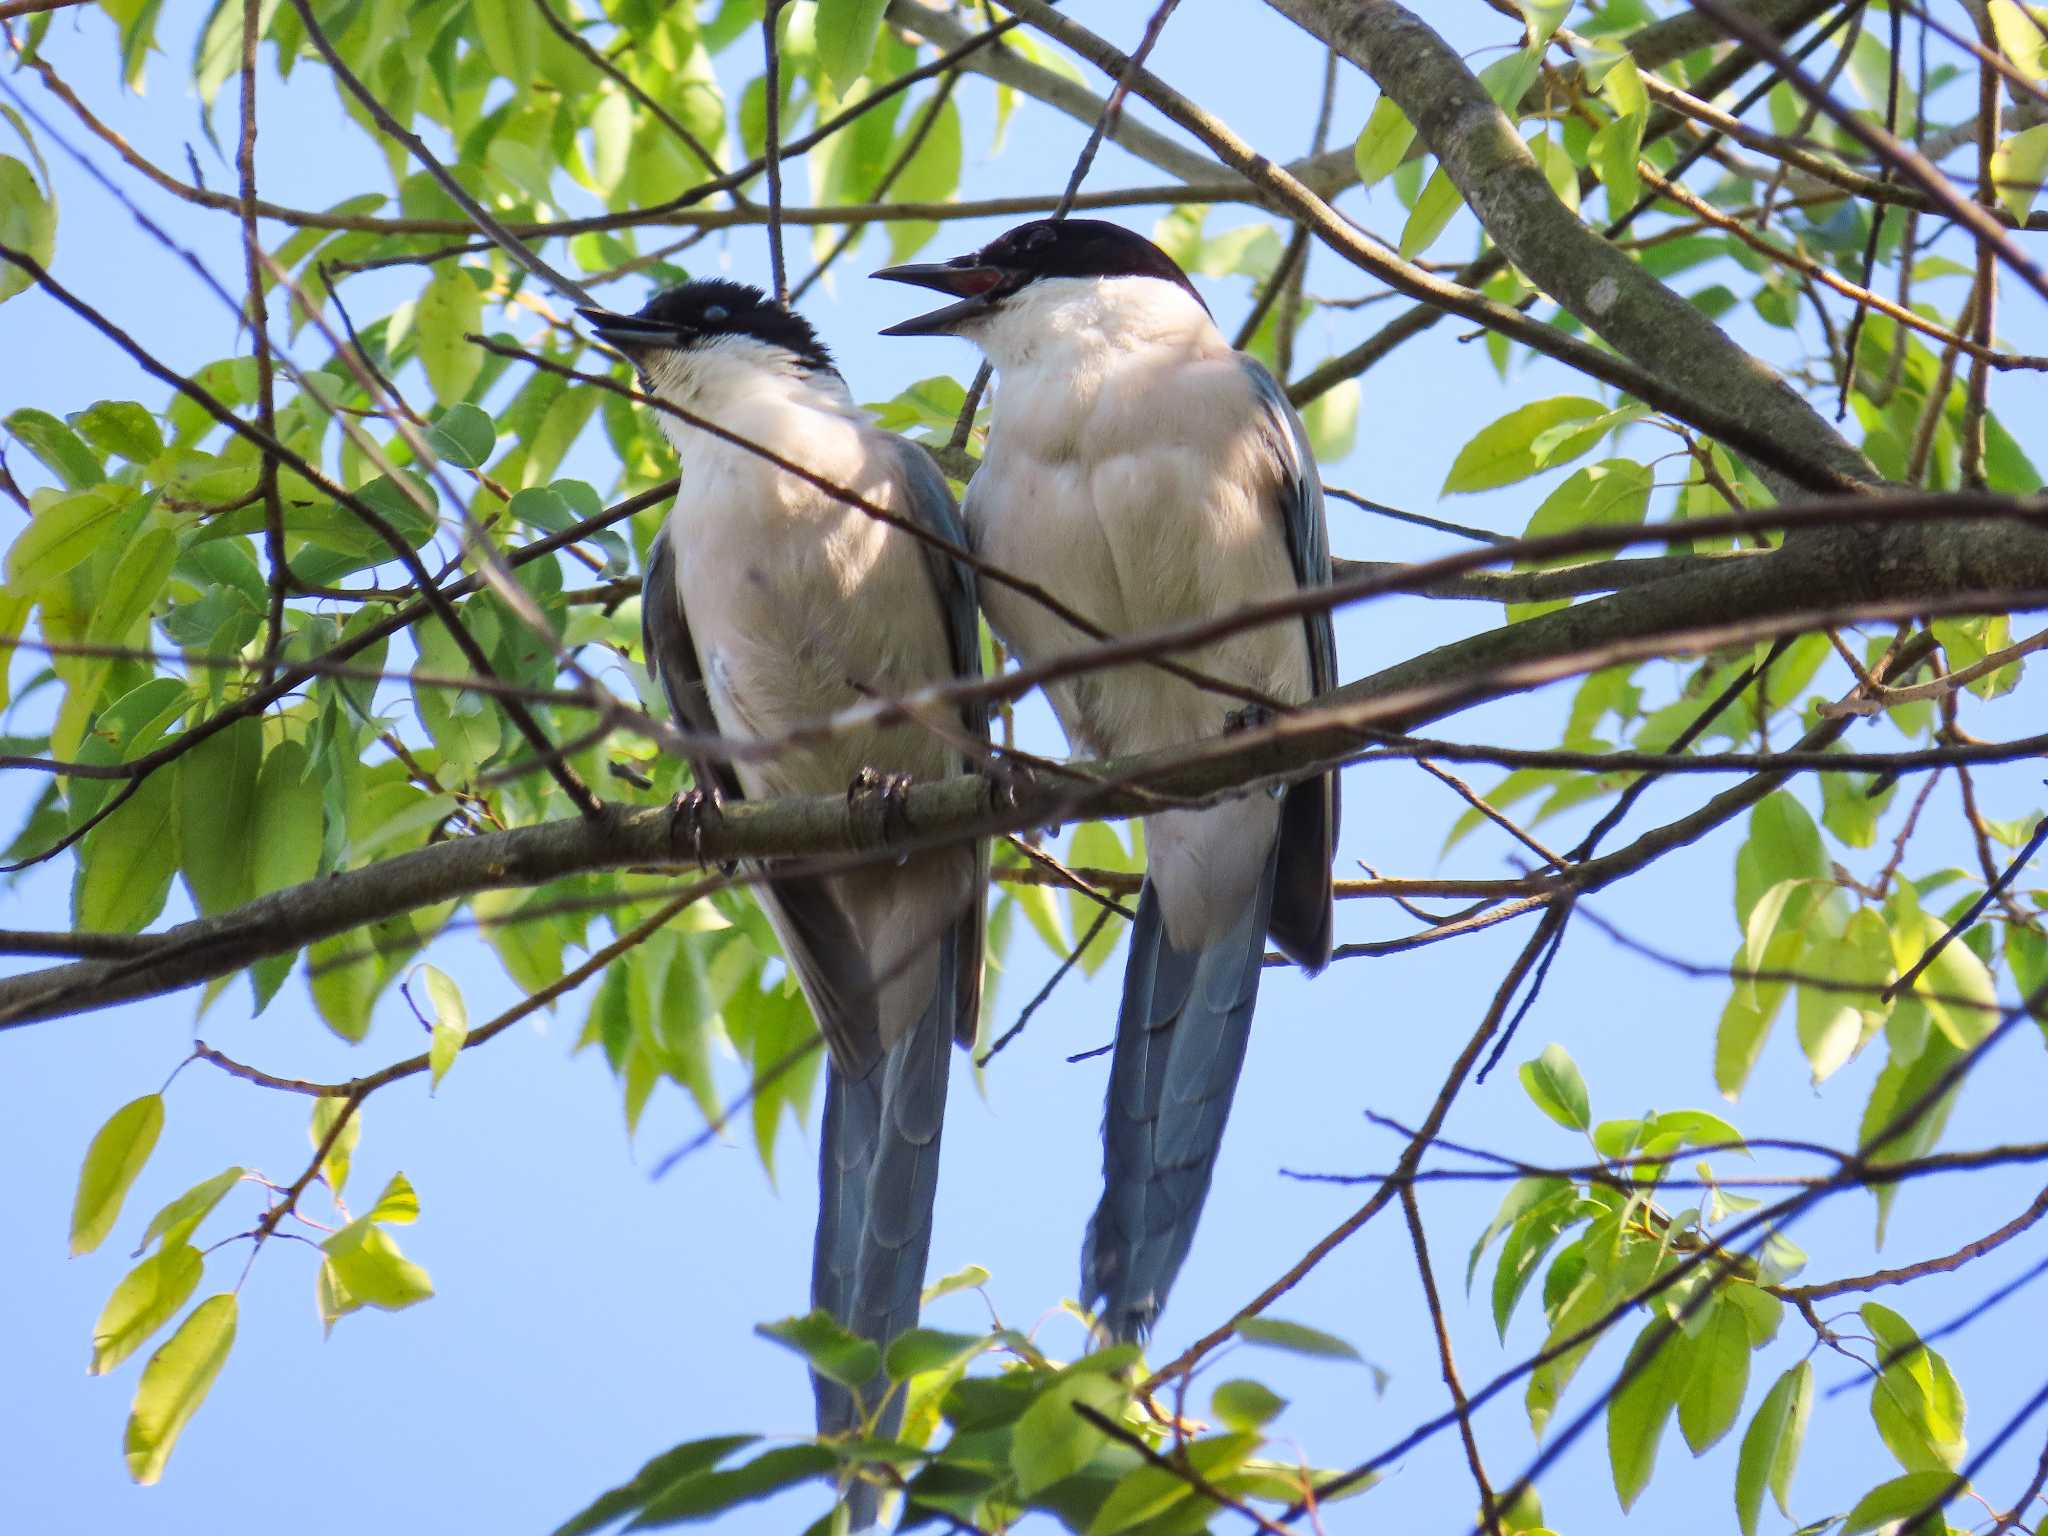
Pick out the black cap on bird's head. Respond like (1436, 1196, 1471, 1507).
(576, 280, 836, 375)
(872, 218, 1208, 337)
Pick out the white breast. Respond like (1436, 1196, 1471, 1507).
(658, 373, 957, 801)
(963, 277, 1315, 951)
(964, 278, 1311, 759)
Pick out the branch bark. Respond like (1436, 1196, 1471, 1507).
(1261, 0, 1880, 501)
(6, 493, 2045, 1027)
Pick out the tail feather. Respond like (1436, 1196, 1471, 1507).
(1081, 844, 1279, 1342)
(811, 935, 958, 1528)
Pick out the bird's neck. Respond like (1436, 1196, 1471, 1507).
(643, 338, 861, 460)
(973, 276, 1225, 379)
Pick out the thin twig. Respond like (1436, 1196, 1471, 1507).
(1400, 1184, 1501, 1535)
(761, 0, 789, 303)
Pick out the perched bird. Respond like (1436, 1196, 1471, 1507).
(876, 220, 1337, 1343)
(580, 282, 986, 1518)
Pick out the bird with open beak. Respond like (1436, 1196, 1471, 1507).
(877, 219, 1339, 1345)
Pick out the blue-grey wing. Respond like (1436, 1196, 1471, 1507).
(884, 433, 991, 1044)
(1240, 356, 1339, 970)
(640, 521, 880, 1072)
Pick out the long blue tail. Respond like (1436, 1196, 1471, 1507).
(811, 935, 957, 1528)
(1081, 843, 1280, 1343)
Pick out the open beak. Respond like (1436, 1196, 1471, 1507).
(872, 262, 1008, 336)
(575, 306, 676, 360)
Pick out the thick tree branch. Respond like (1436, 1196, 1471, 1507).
(1261, 0, 1879, 501)
(8, 492, 2043, 1026)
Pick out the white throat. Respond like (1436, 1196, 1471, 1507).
(964, 275, 1222, 375)
(638, 334, 856, 457)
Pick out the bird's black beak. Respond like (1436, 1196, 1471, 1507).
(872, 262, 1008, 336)
(576, 306, 676, 360)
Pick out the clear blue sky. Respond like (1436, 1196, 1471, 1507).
(5, 3, 2047, 1533)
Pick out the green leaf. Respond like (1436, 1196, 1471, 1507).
(426, 401, 497, 469)
(1737, 794, 1828, 928)
(1507, 459, 1651, 620)
(1677, 1298, 1750, 1454)
(1521, 0, 1570, 45)
(629, 1443, 838, 1527)
(1735, 1362, 1812, 1535)
(816, 0, 890, 93)
(1011, 1367, 1128, 1497)
(471, 0, 538, 83)
(70, 1094, 165, 1256)
(1599, 54, 1648, 118)
(1993, 124, 2048, 221)
(2011, 925, 2048, 1034)
(1519, 1043, 1591, 1131)
(72, 400, 163, 463)
(884, 1327, 986, 1381)
(1914, 926, 2000, 1050)
(194, 0, 280, 109)
(1796, 906, 1892, 1083)
(86, 525, 174, 648)
(1301, 378, 1361, 463)
(7, 482, 132, 596)
(1468, 1174, 1571, 1286)
(418, 962, 468, 1090)
(1842, 1470, 1960, 1535)
(366, 1170, 420, 1225)
(1479, 46, 1542, 113)
(1493, 1187, 1586, 1338)
(310, 1097, 360, 1196)
(1354, 94, 1415, 187)
(1235, 1316, 1365, 1362)
(74, 761, 179, 933)
(1864, 1302, 1966, 1472)
(319, 1217, 435, 1322)
(176, 715, 264, 917)
(756, 1309, 881, 1391)
(1066, 820, 1133, 976)
(885, 97, 963, 264)
(135, 1166, 243, 1253)
(1990, 0, 2048, 79)
(124, 1292, 236, 1485)
(1212, 1378, 1287, 1431)
(90, 1244, 202, 1376)
(922, 1263, 990, 1305)
(1443, 397, 1607, 493)
(1591, 112, 1645, 215)
(5, 405, 101, 488)
(0, 154, 57, 307)
(248, 739, 322, 1007)
(412, 611, 503, 776)
(1400, 162, 1464, 259)
(415, 268, 484, 406)
(1607, 1320, 1691, 1510)
(1087, 1431, 1263, 1535)
(551, 1436, 760, 1536)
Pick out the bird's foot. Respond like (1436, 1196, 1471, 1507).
(846, 767, 916, 847)
(666, 785, 733, 873)
(979, 752, 1033, 818)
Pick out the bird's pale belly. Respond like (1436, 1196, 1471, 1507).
(978, 505, 1307, 762)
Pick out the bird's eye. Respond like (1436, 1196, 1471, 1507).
(702, 304, 730, 323)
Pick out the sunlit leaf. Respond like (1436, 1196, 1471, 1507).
(90, 1244, 202, 1376)
(1518, 1043, 1591, 1131)
(124, 1293, 236, 1485)
(70, 1094, 164, 1256)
